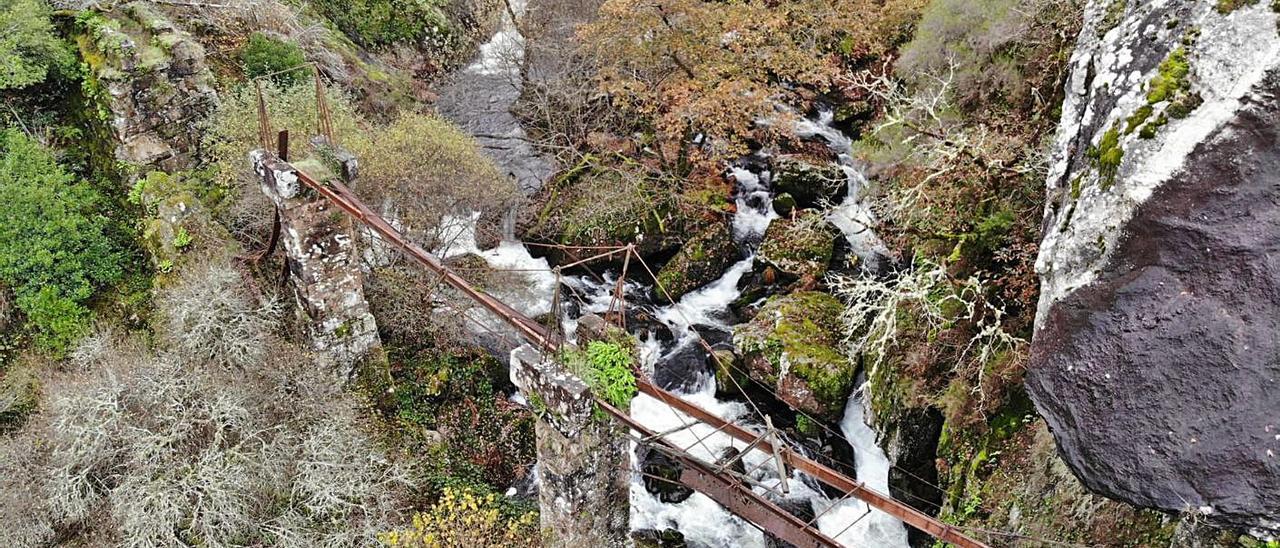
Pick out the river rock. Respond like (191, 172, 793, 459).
(519, 164, 698, 266)
(654, 222, 739, 301)
(1029, 0, 1280, 533)
(733, 292, 854, 421)
(637, 444, 693, 504)
(772, 156, 848, 209)
(756, 210, 837, 284)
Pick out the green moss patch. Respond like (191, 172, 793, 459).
(757, 211, 837, 282)
(1086, 122, 1123, 189)
(733, 291, 853, 418)
(1146, 47, 1191, 104)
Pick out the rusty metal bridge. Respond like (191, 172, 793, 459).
(252, 78, 988, 548)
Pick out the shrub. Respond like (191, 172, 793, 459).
(352, 112, 518, 249)
(895, 0, 1081, 115)
(580, 0, 923, 159)
(380, 487, 539, 548)
(158, 260, 278, 369)
(240, 32, 308, 86)
(0, 327, 414, 546)
(0, 129, 125, 352)
(0, 0, 75, 90)
(388, 350, 535, 490)
(310, 0, 451, 50)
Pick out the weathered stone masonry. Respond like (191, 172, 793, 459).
(510, 316, 630, 548)
(250, 143, 381, 374)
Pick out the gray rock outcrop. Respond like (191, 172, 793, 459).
(1029, 0, 1280, 535)
(78, 3, 218, 173)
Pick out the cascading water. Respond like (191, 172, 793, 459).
(794, 109, 890, 263)
(432, 4, 909, 545)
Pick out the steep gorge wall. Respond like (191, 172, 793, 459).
(1030, 0, 1280, 535)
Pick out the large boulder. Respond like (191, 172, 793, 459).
(519, 163, 698, 266)
(654, 222, 739, 301)
(772, 156, 848, 209)
(1029, 0, 1280, 533)
(733, 291, 853, 420)
(756, 210, 837, 284)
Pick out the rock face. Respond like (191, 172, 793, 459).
(78, 3, 218, 173)
(1030, 0, 1280, 534)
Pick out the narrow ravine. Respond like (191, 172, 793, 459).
(430, 4, 909, 545)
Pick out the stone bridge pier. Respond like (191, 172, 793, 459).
(249, 139, 381, 375)
(511, 315, 631, 547)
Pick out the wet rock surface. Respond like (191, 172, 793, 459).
(1030, 0, 1280, 532)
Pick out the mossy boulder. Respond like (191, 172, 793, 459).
(732, 291, 853, 420)
(756, 210, 837, 283)
(773, 156, 848, 208)
(654, 222, 738, 301)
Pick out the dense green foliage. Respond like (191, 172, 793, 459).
(310, 0, 450, 49)
(565, 340, 638, 411)
(240, 32, 308, 86)
(0, 130, 125, 351)
(0, 0, 74, 90)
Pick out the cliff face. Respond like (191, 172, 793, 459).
(1030, 0, 1280, 535)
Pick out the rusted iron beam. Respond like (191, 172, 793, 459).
(286, 162, 557, 350)
(636, 381, 989, 548)
(595, 400, 841, 548)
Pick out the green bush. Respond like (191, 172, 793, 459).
(0, 129, 125, 351)
(0, 0, 75, 90)
(565, 340, 637, 411)
(239, 32, 308, 86)
(310, 0, 450, 49)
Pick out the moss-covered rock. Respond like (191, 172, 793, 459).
(732, 291, 853, 420)
(772, 156, 848, 208)
(653, 222, 738, 301)
(756, 210, 837, 283)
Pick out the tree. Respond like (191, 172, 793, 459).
(239, 32, 308, 86)
(578, 0, 923, 159)
(0, 0, 74, 90)
(0, 129, 125, 351)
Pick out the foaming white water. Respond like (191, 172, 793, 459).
(794, 109, 889, 262)
(819, 386, 909, 546)
(654, 258, 753, 333)
(730, 167, 778, 242)
(467, 0, 528, 75)
(435, 211, 557, 324)
(628, 392, 769, 547)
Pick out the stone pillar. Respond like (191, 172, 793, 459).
(511, 343, 630, 547)
(249, 146, 381, 375)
